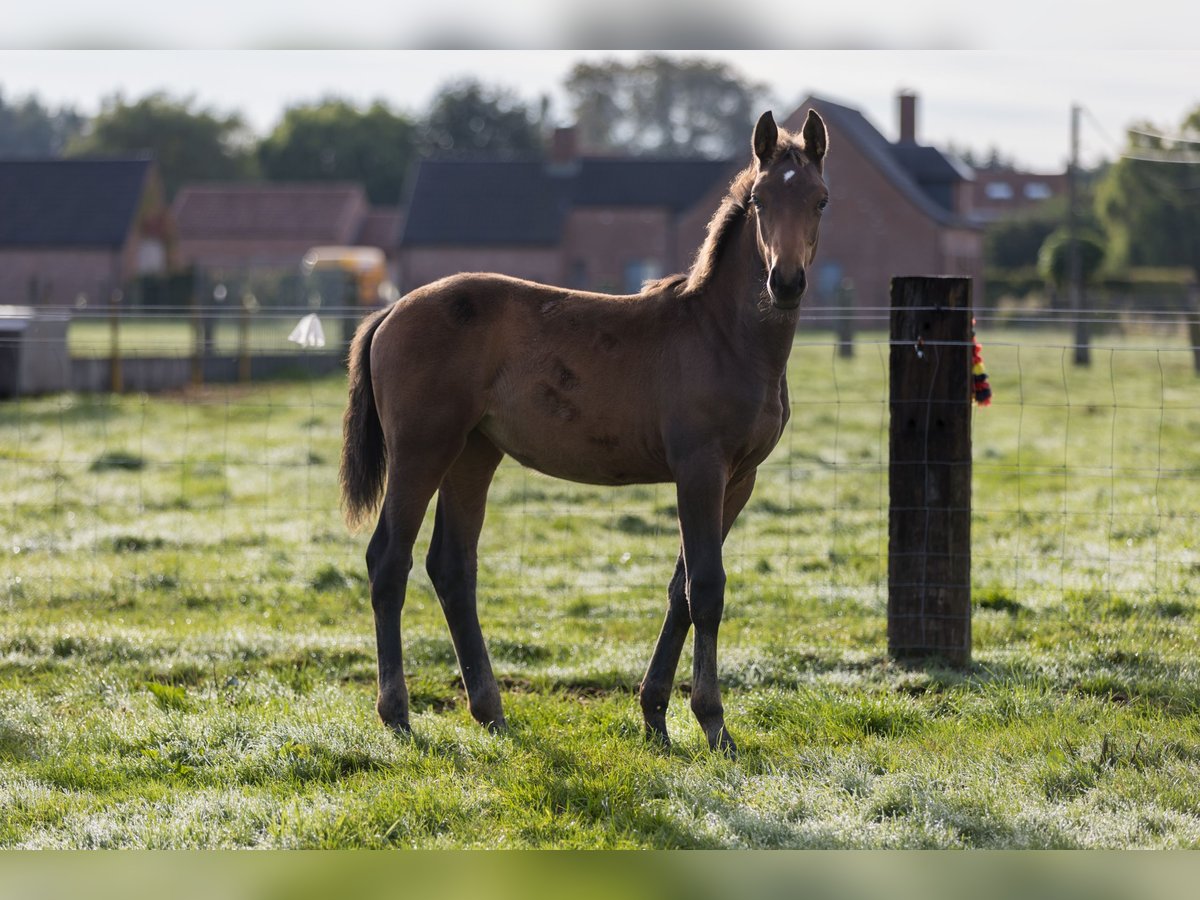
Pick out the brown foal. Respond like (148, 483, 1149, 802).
(340, 109, 829, 753)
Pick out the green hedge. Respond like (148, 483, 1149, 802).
(985, 268, 1194, 309)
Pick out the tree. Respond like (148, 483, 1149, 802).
(1037, 227, 1106, 288)
(1096, 107, 1200, 279)
(985, 201, 1064, 271)
(0, 89, 84, 157)
(421, 79, 545, 158)
(67, 93, 253, 198)
(258, 99, 419, 204)
(565, 55, 768, 158)
(945, 142, 1018, 170)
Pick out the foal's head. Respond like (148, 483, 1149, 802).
(748, 109, 829, 310)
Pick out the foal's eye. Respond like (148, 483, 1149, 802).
(818, 198, 829, 212)
(749, 194, 764, 210)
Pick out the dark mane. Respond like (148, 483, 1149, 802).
(678, 163, 756, 295)
(672, 135, 807, 297)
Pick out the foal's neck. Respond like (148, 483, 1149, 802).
(700, 211, 800, 377)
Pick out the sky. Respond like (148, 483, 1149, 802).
(2, 49, 1198, 172)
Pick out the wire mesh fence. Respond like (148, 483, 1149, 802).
(1, 306, 1198, 650)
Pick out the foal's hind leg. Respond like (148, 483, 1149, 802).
(639, 554, 688, 745)
(426, 430, 506, 731)
(368, 440, 461, 732)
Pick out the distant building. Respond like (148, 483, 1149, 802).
(969, 167, 1068, 223)
(785, 92, 984, 317)
(171, 182, 375, 273)
(397, 137, 731, 295)
(357, 206, 405, 255)
(0, 158, 170, 306)
(398, 93, 984, 321)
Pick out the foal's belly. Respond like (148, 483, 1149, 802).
(478, 408, 671, 486)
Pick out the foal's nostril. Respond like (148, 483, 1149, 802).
(774, 269, 805, 294)
(768, 266, 806, 308)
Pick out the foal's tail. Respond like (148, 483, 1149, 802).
(340, 307, 390, 531)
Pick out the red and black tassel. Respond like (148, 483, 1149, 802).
(971, 318, 992, 407)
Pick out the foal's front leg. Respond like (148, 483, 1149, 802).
(641, 470, 757, 748)
(674, 461, 735, 754)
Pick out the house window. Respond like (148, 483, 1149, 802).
(984, 182, 1013, 200)
(623, 259, 662, 293)
(1024, 182, 1052, 200)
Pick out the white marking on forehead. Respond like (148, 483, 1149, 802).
(783, 169, 796, 183)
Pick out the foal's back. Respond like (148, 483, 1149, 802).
(372, 272, 688, 485)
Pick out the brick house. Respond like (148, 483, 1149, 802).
(398, 93, 982, 321)
(171, 182, 374, 272)
(784, 93, 984, 319)
(969, 167, 1068, 223)
(397, 140, 731, 295)
(358, 206, 405, 255)
(0, 158, 170, 306)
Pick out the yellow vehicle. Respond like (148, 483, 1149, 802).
(301, 246, 398, 308)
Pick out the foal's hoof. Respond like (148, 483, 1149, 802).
(708, 727, 738, 758)
(377, 703, 411, 735)
(383, 719, 412, 737)
(377, 691, 410, 734)
(644, 721, 672, 750)
(384, 724, 412, 744)
(469, 700, 507, 734)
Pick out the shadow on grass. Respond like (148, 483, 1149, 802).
(500, 726, 718, 848)
(0, 722, 44, 763)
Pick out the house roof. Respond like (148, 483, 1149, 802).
(890, 143, 974, 185)
(171, 182, 367, 243)
(571, 159, 734, 211)
(400, 156, 733, 247)
(797, 96, 977, 229)
(402, 161, 566, 246)
(0, 158, 153, 248)
(357, 206, 404, 250)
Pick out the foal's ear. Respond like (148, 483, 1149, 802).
(753, 110, 778, 166)
(802, 109, 828, 168)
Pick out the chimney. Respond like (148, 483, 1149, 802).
(551, 126, 579, 165)
(898, 90, 917, 144)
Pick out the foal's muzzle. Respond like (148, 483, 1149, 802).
(768, 266, 807, 309)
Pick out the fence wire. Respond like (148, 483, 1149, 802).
(1, 311, 1198, 651)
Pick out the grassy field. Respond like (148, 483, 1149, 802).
(67, 313, 349, 358)
(1, 328, 1199, 848)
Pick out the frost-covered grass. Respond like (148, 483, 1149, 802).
(1, 328, 1199, 848)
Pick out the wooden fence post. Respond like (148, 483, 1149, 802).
(888, 276, 973, 665)
(836, 277, 856, 359)
(190, 274, 204, 389)
(1188, 284, 1200, 377)
(238, 292, 256, 384)
(108, 287, 123, 394)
